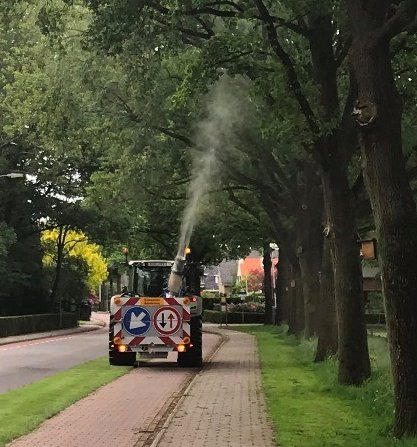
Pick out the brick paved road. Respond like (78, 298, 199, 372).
(8, 333, 220, 447)
(152, 328, 276, 447)
(8, 327, 276, 447)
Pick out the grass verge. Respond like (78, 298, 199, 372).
(0, 357, 130, 446)
(237, 325, 416, 447)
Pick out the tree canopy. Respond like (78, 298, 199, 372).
(2, 0, 417, 437)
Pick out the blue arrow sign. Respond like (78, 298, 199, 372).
(122, 306, 151, 336)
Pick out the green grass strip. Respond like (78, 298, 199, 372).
(0, 357, 130, 446)
(238, 325, 417, 447)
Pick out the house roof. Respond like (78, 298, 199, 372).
(203, 260, 238, 289)
(203, 265, 219, 290)
(219, 260, 238, 286)
(238, 257, 263, 277)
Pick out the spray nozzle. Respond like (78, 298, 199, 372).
(168, 256, 186, 295)
(172, 256, 186, 275)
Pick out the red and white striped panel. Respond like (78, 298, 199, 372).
(122, 322, 190, 346)
(113, 321, 122, 341)
(111, 295, 190, 349)
(164, 297, 190, 321)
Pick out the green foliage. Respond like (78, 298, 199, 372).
(233, 268, 265, 294)
(365, 291, 385, 315)
(0, 223, 16, 278)
(43, 259, 89, 310)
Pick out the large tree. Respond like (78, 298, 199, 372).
(345, 0, 417, 437)
(80, 0, 370, 384)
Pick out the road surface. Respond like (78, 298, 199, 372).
(0, 326, 109, 393)
(6, 331, 223, 447)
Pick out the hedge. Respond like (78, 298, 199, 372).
(203, 310, 265, 324)
(0, 313, 78, 337)
(365, 313, 386, 324)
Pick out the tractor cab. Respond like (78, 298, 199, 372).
(127, 260, 174, 297)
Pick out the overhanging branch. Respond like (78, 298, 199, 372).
(375, 0, 417, 41)
(252, 0, 320, 135)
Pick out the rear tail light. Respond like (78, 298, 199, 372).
(177, 344, 186, 353)
(190, 296, 197, 302)
(118, 344, 127, 352)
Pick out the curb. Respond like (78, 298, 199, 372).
(0, 321, 104, 347)
(147, 329, 229, 447)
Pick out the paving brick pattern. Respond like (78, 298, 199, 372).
(154, 328, 276, 447)
(8, 333, 220, 447)
(7, 327, 276, 447)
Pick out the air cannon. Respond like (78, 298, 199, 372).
(168, 255, 186, 295)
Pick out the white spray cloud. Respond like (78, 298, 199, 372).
(176, 74, 253, 258)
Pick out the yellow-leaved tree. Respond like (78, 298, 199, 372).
(42, 227, 108, 305)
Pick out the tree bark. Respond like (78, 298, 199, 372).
(287, 262, 304, 335)
(346, 1, 417, 435)
(308, 13, 370, 384)
(296, 162, 323, 337)
(262, 242, 274, 325)
(49, 226, 68, 308)
(275, 252, 289, 325)
(321, 153, 371, 384)
(315, 237, 338, 362)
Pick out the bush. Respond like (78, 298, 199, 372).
(0, 313, 78, 337)
(229, 293, 265, 303)
(213, 301, 265, 313)
(203, 310, 265, 324)
(201, 290, 220, 299)
(201, 295, 218, 310)
(201, 292, 265, 311)
(365, 313, 386, 324)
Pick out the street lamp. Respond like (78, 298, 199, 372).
(122, 247, 129, 265)
(0, 172, 25, 178)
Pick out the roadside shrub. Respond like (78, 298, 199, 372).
(213, 301, 265, 313)
(0, 313, 78, 337)
(229, 293, 265, 304)
(201, 290, 220, 299)
(203, 310, 265, 324)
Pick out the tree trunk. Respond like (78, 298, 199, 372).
(259, 195, 298, 326)
(321, 155, 371, 384)
(263, 242, 274, 325)
(49, 226, 68, 308)
(347, 2, 417, 435)
(307, 13, 370, 384)
(275, 253, 289, 325)
(287, 263, 304, 335)
(315, 237, 338, 362)
(296, 162, 323, 337)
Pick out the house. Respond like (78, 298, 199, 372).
(237, 249, 279, 288)
(202, 260, 238, 296)
(202, 249, 279, 296)
(237, 250, 264, 282)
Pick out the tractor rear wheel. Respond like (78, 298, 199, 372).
(109, 323, 136, 366)
(109, 351, 136, 366)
